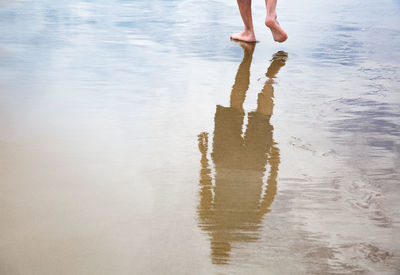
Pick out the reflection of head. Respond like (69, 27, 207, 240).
(210, 239, 231, 265)
(198, 47, 287, 265)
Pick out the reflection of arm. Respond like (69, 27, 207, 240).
(257, 141, 280, 218)
(197, 132, 213, 223)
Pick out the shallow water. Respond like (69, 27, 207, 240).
(1, 0, 400, 274)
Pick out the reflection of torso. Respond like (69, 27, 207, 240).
(208, 104, 274, 233)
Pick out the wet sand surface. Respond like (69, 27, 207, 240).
(1, 0, 400, 274)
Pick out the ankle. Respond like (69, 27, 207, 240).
(266, 13, 277, 22)
(244, 26, 254, 34)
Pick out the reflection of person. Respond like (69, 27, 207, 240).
(197, 43, 288, 265)
(230, 0, 288, 43)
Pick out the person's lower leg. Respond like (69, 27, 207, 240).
(231, 0, 256, 42)
(264, 0, 288, 42)
(265, 0, 277, 20)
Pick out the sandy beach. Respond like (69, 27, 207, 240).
(1, 0, 399, 274)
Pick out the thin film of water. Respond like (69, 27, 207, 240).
(0, 0, 399, 274)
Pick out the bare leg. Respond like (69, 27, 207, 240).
(230, 0, 256, 43)
(265, 0, 288, 42)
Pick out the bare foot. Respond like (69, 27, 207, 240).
(265, 17, 288, 43)
(230, 30, 256, 43)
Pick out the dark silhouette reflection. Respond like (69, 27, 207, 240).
(197, 44, 288, 265)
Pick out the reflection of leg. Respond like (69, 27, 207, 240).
(230, 42, 255, 111)
(256, 51, 287, 116)
(266, 51, 288, 79)
(230, 0, 256, 43)
(264, 0, 287, 42)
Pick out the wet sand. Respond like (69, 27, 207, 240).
(1, 0, 400, 274)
